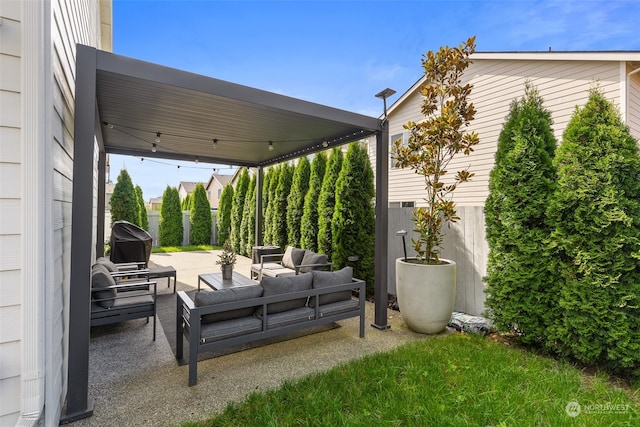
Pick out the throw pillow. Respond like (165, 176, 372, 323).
(91, 264, 117, 308)
(309, 266, 353, 307)
(298, 251, 329, 273)
(96, 256, 118, 273)
(281, 246, 306, 269)
(195, 285, 263, 323)
(256, 273, 313, 315)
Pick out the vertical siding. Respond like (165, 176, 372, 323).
(0, 0, 23, 423)
(628, 66, 640, 141)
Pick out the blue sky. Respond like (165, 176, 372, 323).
(110, 0, 640, 200)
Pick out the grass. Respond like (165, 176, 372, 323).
(151, 244, 220, 253)
(183, 334, 639, 427)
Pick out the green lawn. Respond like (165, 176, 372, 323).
(184, 334, 639, 427)
(151, 244, 220, 253)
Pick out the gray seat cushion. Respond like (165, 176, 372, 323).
(200, 316, 263, 343)
(95, 256, 118, 273)
(257, 273, 313, 315)
(299, 251, 329, 273)
(91, 264, 117, 308)
(259, 306, 315, 329)
(309, 267, 353, 307)
(319, 299, 359, 317)
(195, 285, 263, 323)
(281, 246, 306, 269)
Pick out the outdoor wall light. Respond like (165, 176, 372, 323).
(212, 138, 218, 148)
(268, 141, 274, 151)
(375, 87, 396, 126)
(155, 132, 161, 143)
(151, 143, 157, 153)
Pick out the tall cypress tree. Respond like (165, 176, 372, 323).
(286, 157, 310, 248)
(159, 186, 183, 246)
(301, 152, 327, 251)
(216, 183, 234, 246)
(261, 168, 272, 234)
(240, 175, 256, 256)
(318, 148, 343, 258)
(272, 163, 293, 249)
(189, 183, 212, 245)
(110, 169, 138, 226)
(547, 88, 640, 371)
(135, 185, 148, 231)
(263, 165, 281, 245)
(484, 82, 557, 346)
(331, 143, 375, 293)
(230, 168, 250, 253)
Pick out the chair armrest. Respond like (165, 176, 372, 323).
(114, 261, 147, 271)
(259, 253, 284, 267)
(110, 268, 150, 278)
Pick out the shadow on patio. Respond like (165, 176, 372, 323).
(73, 251, 426, 426)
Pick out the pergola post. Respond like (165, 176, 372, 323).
(255, 166, 264, 245)
(372, 128, 390, 330)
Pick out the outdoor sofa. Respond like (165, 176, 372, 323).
(176, 266, 365, 386)
(250, 245, 332, 280)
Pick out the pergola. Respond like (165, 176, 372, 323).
(64, 45, 389, 421)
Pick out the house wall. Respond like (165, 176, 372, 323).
(373, 57, 639, 317)
(207, 179, 225, 209)
(0, 1, 109, 424)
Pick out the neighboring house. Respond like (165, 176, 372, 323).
(370, 51, 640, 316)
(148, 197, 163, 210)
(205, 173, 233, 209)
(0, 1, 112, 425)
(177, 181, 200, 202)
(105, 182, 115, 210)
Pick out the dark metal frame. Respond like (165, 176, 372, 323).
(63, 44, 389, 421)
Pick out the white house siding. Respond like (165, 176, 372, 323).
(628, 66, 640, 141)
(0, 0, 108, 425)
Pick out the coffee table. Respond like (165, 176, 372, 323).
(197, 272, 257, 291)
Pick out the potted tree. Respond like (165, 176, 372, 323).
(217, 240, 237, 280)
(392, 37, 479, 334)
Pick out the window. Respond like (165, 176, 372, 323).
(389, 132, 409, 169)
(389, 201, 415, 208)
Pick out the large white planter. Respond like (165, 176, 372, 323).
(395, 258, 457, 334)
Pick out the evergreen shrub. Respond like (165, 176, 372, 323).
(159, 186, 183, 246)
(189, 183, 212, 245)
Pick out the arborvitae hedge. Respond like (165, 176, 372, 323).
(135, 185, 148, 231)
(547, 89, 640, 371)
(110, 169, 139, 226)
(286, 157, 310, 248)
(217, 183, 234, 246)
(181, 194, 192, 210)
(484, 83, 557, 346)
(264, 165, 280, 245)
(317, 148, 343, 258)
(230, 168, 250, 253)
(261, 169, 272, 230)
(332, 143, 375, 293)
(272, 163, 293, 249)
(189, 183, 212, 245)
(300, 152, 327, 252)
(159, 186, 183, 246)
(240, 175, 256, 256)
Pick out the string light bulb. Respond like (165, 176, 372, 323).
(155, 132, 161, 143)
(268, 141, 274, 151)
(322, 140, 329, 148)
(195, 157, 199, 164)
(151, 143, 157, 153)
(212, 138, 218, 148)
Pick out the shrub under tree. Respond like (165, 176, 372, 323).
(271, 163, 293, 249)
(286, 157, 311, 248)
(240, 175, 256, 256)
(484, 82, 558, 346)
(189, 183, 212, 245)
(317, 148, 343, 258)
(331, 143, 375, 294)
(135, 185, 148, 231)
(547, 88, 640, 372)
(230, 168, 250, 253)
(159, 186, 183, 247)
(217, 183, 234, 246)
(110, 169, 139, 226)
(300, 152, 327, 251)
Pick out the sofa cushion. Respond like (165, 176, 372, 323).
(200, 316, 263, 343)
(256, 273, 313, 315)
(91, 264, 117, 308)
(309, 266, 353, 307)
(195, 285, 263, 323)
(281, 246, 306, 269)
(299, 251, 329, 273)
(96, 256, 118, 273)
(259, 306, 315, 329)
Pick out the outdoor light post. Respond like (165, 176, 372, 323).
(375, 88, 396, 126)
